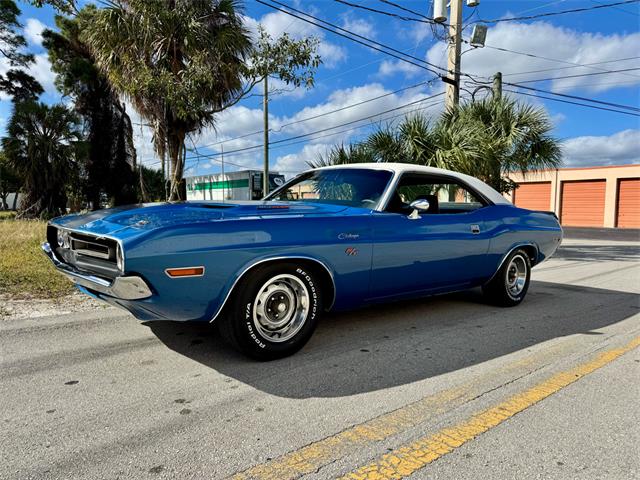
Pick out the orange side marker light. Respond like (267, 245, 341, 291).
(165, 266, 205, 278)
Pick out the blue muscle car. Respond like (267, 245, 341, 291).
(43, 163, 562, 359)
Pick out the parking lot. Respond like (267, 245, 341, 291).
(1, 234, 639, 479)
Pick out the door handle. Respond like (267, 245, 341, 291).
(471, 224, 481, 234)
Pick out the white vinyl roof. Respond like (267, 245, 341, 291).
(313, 162, 511, 206)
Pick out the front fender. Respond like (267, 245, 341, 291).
(118, 214, 373, 322)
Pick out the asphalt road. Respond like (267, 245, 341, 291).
(1, 237, 638, 480)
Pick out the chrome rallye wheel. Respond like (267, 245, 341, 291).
(219, 263, 323, 360)
(482, 249, 531, 307)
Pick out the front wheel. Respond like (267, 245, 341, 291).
(482, 249, 531, 307)
(218, 263, 323, 360)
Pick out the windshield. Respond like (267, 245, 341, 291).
(264, 168, 393, 208)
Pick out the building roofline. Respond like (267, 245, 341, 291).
(519, 164, 639, 173)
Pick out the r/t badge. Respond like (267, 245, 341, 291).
(345, 247, 358, 256)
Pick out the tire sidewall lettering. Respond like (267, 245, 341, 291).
(243, 267, 320, 348)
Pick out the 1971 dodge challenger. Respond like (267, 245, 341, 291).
(43, 163, 562, 359)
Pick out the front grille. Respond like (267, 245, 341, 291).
(48, 226, 121, 279)
(69, 232, 115, 260)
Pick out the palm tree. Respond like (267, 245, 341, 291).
(83, 1, 319, 201)
(307, 143, 376, 168)
(438, 97, 562, 193)
(43, 10, 138, 209)
(316, 97, 562, 194)
(82, 0, 253, 201)
(1, 101, 82, 218)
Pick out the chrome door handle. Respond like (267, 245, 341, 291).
(471, 224, 480, 234)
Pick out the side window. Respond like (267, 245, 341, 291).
(385, 174, 487, 214)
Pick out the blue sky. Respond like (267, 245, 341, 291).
(2, 0, 639, 178)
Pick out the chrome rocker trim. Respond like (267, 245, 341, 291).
(41, 242, 152, 300)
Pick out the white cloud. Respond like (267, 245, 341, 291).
(247, 8, 347, 69)
(0, 52, 56, 100)
(407, 24, 433, 45)
(24, 18, 47, 46)
(316, 42, 347, 68)
(278, 82, 439, 137)
(274, 143, 331, 175)
(126, 103, 159, 168)
(550, 112, 566, 126)
(340, 13, 376, 39)
(563, 129, 640, 167)
(377, 59, 422, 78)
(0, 58, 11, 100)
(28, 53, 57, 96)
(267, 77, 308, 100)
(426, 21, 640, 93)
(136, 81, 445, 176)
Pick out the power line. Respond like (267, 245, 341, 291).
(183, 92, 446, 162)
(333, 0, 446, 26)
(196, 79, 435, 150)
(378, 0, 444, 23)
(504, 82, 640, 112)
(513, 67, 640, 84)
(550, 79, 640, 89)
(258, 0, 446, 75)
(147, 96, 448, 173)
(144, 95, 446, 171)
(146, 92, 445, 168)
(468, 40, 640, 80)
(504, 88, 640, 117)
(501, 56, 640, 77)
(512, 0, 570, 16)
(590, 0, 640, 16)
(472, 0, 640, 23)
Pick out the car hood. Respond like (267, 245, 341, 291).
(50, 201, 350, 240)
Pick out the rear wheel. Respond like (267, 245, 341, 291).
(482, 249, 531, 307)
(218, 263, 323, 360)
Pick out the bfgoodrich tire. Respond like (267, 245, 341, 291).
(482, 249, 531, 307)
(218, 262, 323, 360)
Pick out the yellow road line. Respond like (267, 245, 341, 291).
(229, 340, 580, 480)
(230, 387, 465, 480)
(339, 336, 640, 480)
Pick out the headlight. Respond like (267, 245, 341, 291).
(116, 244, 125, 271)
(56, 229, 70, 248)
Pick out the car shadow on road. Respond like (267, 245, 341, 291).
(145, 280, 639, 399)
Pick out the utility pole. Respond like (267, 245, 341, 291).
(492, 71, 502, 100)
(221, 144, 225, 203)
(445, 0, 463, 110)
(263, 76, 269, 198)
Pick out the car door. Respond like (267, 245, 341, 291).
(368, 172, 494, 300)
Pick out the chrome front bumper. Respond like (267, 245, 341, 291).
(41, 242, 152, 300)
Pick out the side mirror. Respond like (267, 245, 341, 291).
(408, 199, 430, 219)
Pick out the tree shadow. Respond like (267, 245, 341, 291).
(145, 281, 639, 399)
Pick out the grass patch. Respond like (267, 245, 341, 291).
(0, 217, 75, 299)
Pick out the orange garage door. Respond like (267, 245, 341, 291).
(617, 178, 640, 228)
(560, 180, 606, 227)
(513, 182, 552, 211)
